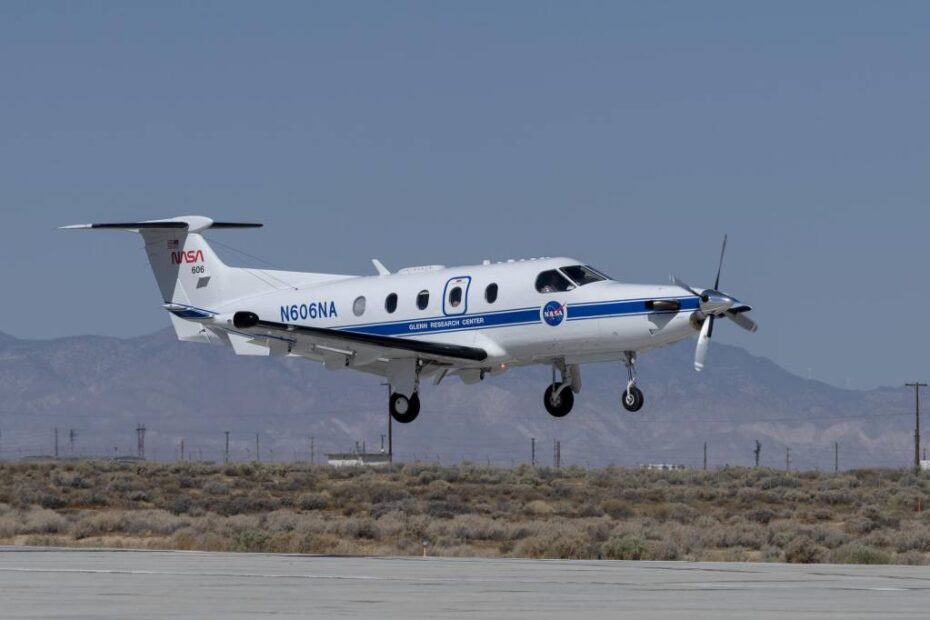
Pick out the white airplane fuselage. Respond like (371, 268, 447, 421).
(219, 258, 701, 369)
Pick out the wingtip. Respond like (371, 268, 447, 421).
(59, 224, 92, 230)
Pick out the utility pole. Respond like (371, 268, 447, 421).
(754, 440, 761, 467)
(785, 447, 791, 472)
(905, 383, 927, 473)
(703, 442, 708, 471)
(136, 424, 146, 459)
(224, 431, 230, 464)
(834, 442, 839, 473)
(310, 435, 315, 464)
(531, 437, 536, 467)
(180, 439, 185, 461)
(380, 434, 385, 453)
(54, 428, 59, 458)
(383, 382, 393, 464)
(255, 433, 260, 463)
(553, 439, 561, 469)
(69, 429, 76, 455)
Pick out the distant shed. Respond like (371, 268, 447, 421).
(326, 452, 391, 468)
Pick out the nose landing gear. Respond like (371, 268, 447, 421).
(621, 352, 645, 412)
(544, 384, 574, 417)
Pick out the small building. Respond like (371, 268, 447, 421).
(639, 463, 687, 471)
(326, 452, 391, 468)
(920, 460, 930, 471)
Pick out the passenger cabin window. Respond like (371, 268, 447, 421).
(449, 286, 462, 308)
(416, 290, 430, 310)
(485, 282, 498, 303)
(535, 270, 575, 294)
(561, 265, 610, 287)
(353, 296, 366, 316)
(385, 293, 398, 314)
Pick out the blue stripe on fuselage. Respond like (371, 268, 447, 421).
(566, 296, 700, 321)
(339, 307, 540, 337)
(334, 297, 699, 337)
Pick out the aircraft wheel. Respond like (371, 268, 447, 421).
(390, 392, 420, 423)
(621, 386, 645, 412)
(544, 384, 574, 418)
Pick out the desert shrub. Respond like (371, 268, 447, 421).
(19, 508, 68, 535)
(343, 517, 380, 539)
(819, 490, 855, 505)
(513, 531, 591, 559)
(830, 544, 892, 565)
(601, 534, 652, 560)
(893, 525, 930, 552)
(425, 500, 468, 519)
(231, 529, 272, 552)
(524, 500, 555, 516)
(119, 510, 187, 536)
(127, 490, 150, 502)
(667, 503, 697, 524)
(600, 499, 634, 519)
(784, 536, 826, 563)
(894, 551, 927, 566)
(746, 509, 774, 525)
(760, 476, 800, 490)
(297, 492, 330, 511)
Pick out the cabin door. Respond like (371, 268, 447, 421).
(442, 276, 471, 316)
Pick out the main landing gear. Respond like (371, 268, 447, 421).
(390, 392, 421, 424)
(621, 352, 645, 412)
(544, 362, 579, 418)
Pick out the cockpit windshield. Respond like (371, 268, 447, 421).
(560, 265, 610, 286)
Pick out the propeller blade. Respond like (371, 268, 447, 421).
(694, 316, 713, 372)
(726, 311, 758, 333)
(672, 276, 705, 299)
(713, 234, 727, 290)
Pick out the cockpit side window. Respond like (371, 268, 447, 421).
(535, 269, 575, 294)
(561, 265, 609, 286)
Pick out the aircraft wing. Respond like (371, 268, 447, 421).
(226, 311, 488, 365)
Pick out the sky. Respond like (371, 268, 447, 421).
(1, 1, 928, 390)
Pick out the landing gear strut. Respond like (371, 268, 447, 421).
(621, 352, 645, 412)
(544, 361, 578, 418)
(390, 392, 421, 423)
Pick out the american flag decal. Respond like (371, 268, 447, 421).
(167, 239, 179, 249)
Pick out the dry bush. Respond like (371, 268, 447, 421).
(1, 462, 927, 565)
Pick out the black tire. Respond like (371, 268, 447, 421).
(544, 384, 574, 417)
(621, 386, 645, 412)
(390, 392, 420, 423)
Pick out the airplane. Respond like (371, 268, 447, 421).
(62, 216, 757, 422)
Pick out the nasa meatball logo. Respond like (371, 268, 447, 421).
(542, 301, 565, 326)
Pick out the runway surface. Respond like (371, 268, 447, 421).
(0, 547, 929, 619)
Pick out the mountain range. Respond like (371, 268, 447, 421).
(0, 328, 919, 470)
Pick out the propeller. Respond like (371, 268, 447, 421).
(672, 235, 757, 371)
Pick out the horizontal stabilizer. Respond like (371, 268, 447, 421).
(60, 216, 262, 234)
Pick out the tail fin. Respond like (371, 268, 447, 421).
(62, 216, 268, 343)
(62, 216, 262, 308)
(63, 215, 351, 344)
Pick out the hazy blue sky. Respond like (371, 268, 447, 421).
(1, 2, 928, 389)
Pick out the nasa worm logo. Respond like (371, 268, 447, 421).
(542, 301, 565, 326)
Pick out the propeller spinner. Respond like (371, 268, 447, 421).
(673, 235, 757, 371)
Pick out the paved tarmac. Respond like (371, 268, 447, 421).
(0, 547, 929, 619)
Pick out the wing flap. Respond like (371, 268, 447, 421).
(231, 311, 488, 363)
